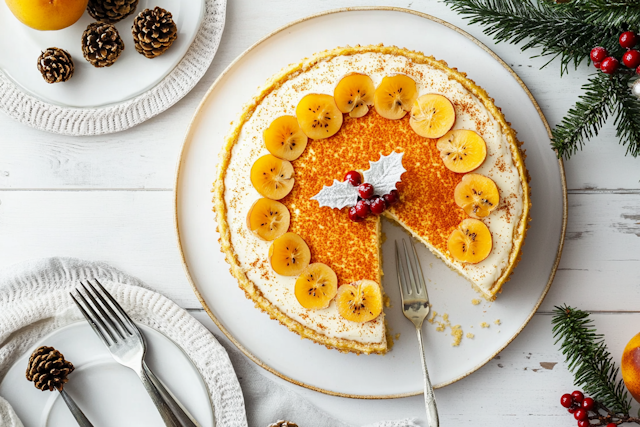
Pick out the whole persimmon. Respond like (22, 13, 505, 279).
(621, 332, 640, 403)
(5, 0, 88, 31)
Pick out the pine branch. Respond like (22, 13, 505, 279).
(572, 0, 640, 26)
(612, 76, 640, 156)
(442, 0, 624, 74)
(552, 305, 631, 414)
(551, 73, 619, 158)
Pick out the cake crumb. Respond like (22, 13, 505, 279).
(383, 294, 391, 308)
(430, 311, 464, 346)
(481, 322, 490, 328)
(451, 324, 463, 346)
(471, 299, 481, 305)
(466, 332, 475, 339)
(394, 333, 400, 340)
(428, 311, 438, 324)
(494, 319, 501, 325)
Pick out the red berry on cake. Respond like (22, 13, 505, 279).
(344, 170, 362, 186)
(358, 183, 374, 199)
(600, 57, 619, 74)
(383, 189, 399, 205)
(355, 200, 370, 218)
(348, 206, 363, 222)
(590, 46, 608, 63)
(624, 50, 640, 68)
(620, 31, 638, 49)
(577, 420, 589, 427)
(594, 61, 601, 69)
(369, 197, 386, 215)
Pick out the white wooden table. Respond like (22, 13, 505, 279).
(2, 1, 640, 425)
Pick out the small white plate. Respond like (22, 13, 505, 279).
(0, 0, 203, 108)
(0, 322, 214, 427)
(175, 7, 566, 398)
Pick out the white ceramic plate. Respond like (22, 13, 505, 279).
(174, 7, 567, 398)
(0, 322, 214, 427)
(0, 0, 203, 108)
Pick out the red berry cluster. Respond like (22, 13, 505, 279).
(591, 30, 640, 74)
(343, 170, 399, 222)
(560, 390, 614, 427)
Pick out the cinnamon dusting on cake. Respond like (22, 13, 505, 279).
(282, 109, 467, 286)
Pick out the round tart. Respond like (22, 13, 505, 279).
(214, 45, 530, 355)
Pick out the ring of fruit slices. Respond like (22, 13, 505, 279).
(214, 45, 530, 355)
(245, 73, 501, 322)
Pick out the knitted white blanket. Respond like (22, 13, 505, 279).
(0, 258, 419, 427)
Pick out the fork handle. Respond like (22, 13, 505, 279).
(143, 361, 202, 427)
(135, 366, 183, 427)
(416, 327, 439, 427)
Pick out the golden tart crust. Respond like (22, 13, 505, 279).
(213, 45, 531, 355)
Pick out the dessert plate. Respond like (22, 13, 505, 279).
(0, 0, 226, 135)
(0, 322, 215, 427)
(0, 0, 203, 108)
(175, 7, 567, 398)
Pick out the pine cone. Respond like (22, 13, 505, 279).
(26, 346, 74, 392)
(87, 0, 139, 23)
(37, 48, 74, 84)
(132, 7, 178, 59)
(82, 22, 125, 68)
(267, 421, 298, 427)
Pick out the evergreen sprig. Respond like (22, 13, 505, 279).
(551, 73, 619, 158)
(442, 0, 625, 74)
(552, 305, 631, 414)
(573, 0, 640, 26)
(443, 0, 640, 159)
(550, 73, 640, 157)
(612, 74, 640, 156)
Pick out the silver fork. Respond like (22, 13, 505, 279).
(70, 280, 200, 427)
(395, 239, 439, 427)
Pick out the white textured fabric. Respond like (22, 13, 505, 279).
(0, 258, 247, 427)
(0, 0, 225, 136)
(0, 258, 418, 427)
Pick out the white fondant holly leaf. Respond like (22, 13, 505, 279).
(363, 151, 406, 196)
(311, 179, 359, 209)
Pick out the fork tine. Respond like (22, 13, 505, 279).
(80, 282, 127, 340)
(71, 290, 116, 345)
(93, 279, 139, 337)
(84, 281, 132, 336)
(396, 240, 412, 295)
(409, 239, 428, 297)
(402, 239, 419, 295)
(395, 241, 407, 300)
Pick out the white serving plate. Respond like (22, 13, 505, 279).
(174, 7, 567, 398)
(0, 0, 204, 108)
(0, 322, 214, 427)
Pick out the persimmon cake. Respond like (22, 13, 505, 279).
(213, 45, 530, 354)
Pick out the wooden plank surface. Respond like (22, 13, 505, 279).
(1, 0, 639, 425)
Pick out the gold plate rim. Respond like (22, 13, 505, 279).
(173, 6, 568, 400)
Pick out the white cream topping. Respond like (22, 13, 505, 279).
(222, 53, 524, 344)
